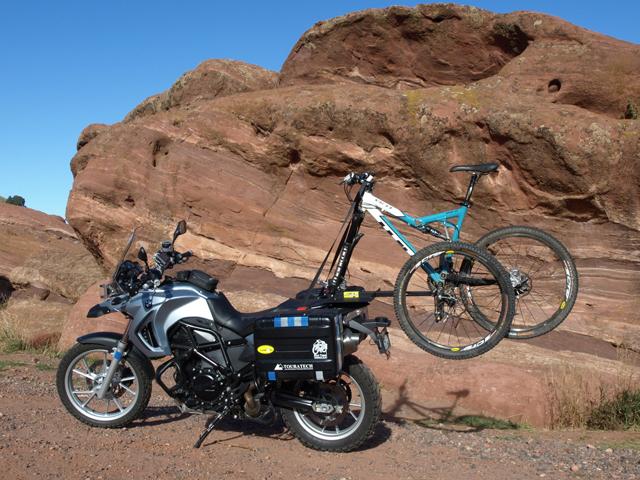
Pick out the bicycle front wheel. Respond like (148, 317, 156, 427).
(475, 226, 579, 339)
(393, 242, 515, 360)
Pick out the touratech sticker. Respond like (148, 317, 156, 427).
(274, 363, 313, 371)
(257, 345, 275, 354)
(344, 291, 360, 299)
(312, 339, 328, 359)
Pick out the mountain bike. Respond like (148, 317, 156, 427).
(334, 164, 578, 349)
(300, 166, 517, 360)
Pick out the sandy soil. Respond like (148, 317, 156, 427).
(1, 353, 640, 480)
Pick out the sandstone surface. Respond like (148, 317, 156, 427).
(68, 6, 640, 348)
(0, 203, 102, 345)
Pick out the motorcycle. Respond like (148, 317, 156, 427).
(56, 220, 391, 452)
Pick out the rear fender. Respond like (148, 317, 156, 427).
(76, 331, 155, 380)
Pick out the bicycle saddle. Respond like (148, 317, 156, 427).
(450, 163, 499, 174)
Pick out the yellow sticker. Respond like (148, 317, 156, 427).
(451, 348, 460, 351)
(560, 301, 566, 309)
(257, 345, 275, 354)
(446, 251, 454, 254)
(344, 291, 360, 299)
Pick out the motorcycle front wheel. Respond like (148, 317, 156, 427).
(282, 355, 381, 452)
(56, 343, 152, 428)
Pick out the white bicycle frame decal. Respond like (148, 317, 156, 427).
(360, 191, 468, 256)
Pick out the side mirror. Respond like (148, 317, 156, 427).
(173, 220, 187, 244)
(138, 246, 149, 269)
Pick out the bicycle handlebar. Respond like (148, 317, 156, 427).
(340, 172, 375, 186)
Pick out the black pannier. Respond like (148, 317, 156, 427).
(254, 312, 343, 381)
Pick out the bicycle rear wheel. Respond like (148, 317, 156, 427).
(475, 226, 578, 339)
(393, 242, 515, 360)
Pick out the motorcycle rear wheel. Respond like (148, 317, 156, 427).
(282, 355, 381, 452)
(56, 343, 152, 428)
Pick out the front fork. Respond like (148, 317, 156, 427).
(96, 318, 133, 400)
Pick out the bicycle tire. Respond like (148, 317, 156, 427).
(475, 226, 579, 339)
(393, 241, 515, 360)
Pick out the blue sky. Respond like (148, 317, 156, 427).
(1, 0, 638, 219)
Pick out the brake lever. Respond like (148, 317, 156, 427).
(340, 172, 356, 186)
(176, 251, 193, 264)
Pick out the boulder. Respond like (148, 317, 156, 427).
(123, 59, 280, 123)
(60, 4, 640, 426)
(0, 203, 102, 346)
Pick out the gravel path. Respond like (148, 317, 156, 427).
(1, 355, 639, 480)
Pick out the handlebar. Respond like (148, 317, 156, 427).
(340, 172, 375, 186)
(154, 250, 193, 271)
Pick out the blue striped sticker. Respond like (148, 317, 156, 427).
(268, 372, 276, 381)
(113, 350, 122, 360)
(274, 317, 309, 327)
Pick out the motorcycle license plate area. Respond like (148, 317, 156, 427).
(254, 313, 341, 381)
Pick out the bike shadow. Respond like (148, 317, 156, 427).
(129, 404, 190, 427)
(381, 381, 497, 433)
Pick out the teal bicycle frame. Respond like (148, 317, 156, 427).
(362, 190, 467, 254)
(305, 166, 495, 300)
(359, 168, 485, 286)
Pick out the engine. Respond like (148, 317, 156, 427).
(179, 359, 229, 409)
(156, 322, 234, 412)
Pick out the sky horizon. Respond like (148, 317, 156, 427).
(1, 0, 638, 220)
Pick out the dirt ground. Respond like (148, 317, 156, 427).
(1, 353, 640, 480)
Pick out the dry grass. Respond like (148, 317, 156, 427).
(0, 298, 63, 358)
(548, 348, 640, 430)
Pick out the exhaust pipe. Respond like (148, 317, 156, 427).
(243, 383, 261, 416)
(342, 331, 365, 356)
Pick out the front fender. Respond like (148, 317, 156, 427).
(76, 331, 155, 380)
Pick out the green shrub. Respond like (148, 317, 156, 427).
(625, 99, 640, 120)
(587, 388, 640, 430)
(549, 348, 640, 430)
(5, 195, 26, 207)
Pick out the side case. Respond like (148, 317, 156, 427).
(254, 312, 343, 382)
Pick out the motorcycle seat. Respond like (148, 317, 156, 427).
(207, 293, 308, 337)
(206, 292, 257, 337)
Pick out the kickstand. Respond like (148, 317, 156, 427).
(193, 409, 229, 449)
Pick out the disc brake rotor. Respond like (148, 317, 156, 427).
(308, 380, 351, 426)
(510, 269, 532, 297)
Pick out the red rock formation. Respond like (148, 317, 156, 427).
(124, 59, 280, 123)
(280, 5, 640, 119)
(61, 5, 640, 425)
(0, 203, 102, 344)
